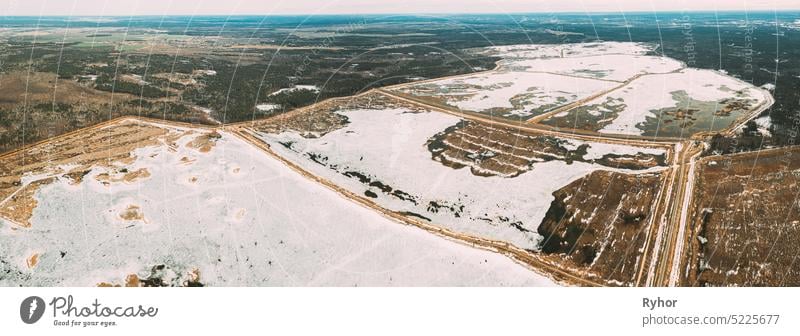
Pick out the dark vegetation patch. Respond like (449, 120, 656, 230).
(426, 119, 666, 177)
(537, 170, 663, 284)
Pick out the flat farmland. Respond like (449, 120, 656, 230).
(684, 148, 800, 286)
(390, 71, 617, 121)
(0, 117, 555, 286)
(0, 39, 781, 287)
(540, 69, 772, 138)
(246, 91, 672, 285)
(538, 170, 666, 285)
(390, 42, 772, 142)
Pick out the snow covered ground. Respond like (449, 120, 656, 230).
(391, 42, 683, 120)
(256, 107, 667, 253)
(506, 54, 684, 82)
(269, 85, 320, 96)
(593, 68, 771, 135)
(256, 103, 281, 112)
(0, 122, 557, 286)
(395, 71, 616, 119)
(753, 115, 772, 136)
(571, 139, 667, 160)
(392, 41, 770, 137)
(484, 42, 655, 59)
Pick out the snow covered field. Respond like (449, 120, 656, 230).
(396, 71, 615, 119)
(588, 68, 771, 136)
(392, 41, 771, 138)
(0, 121, 556, 286)
(506, 54, 684, 82)
(488, 41, 683, 82)
(487, 43, 771, 137)
(256, 107, 667, 253)
(484, 42, 655, 59)
(391, 42, 681, 120)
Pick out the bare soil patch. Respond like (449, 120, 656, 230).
(0, 119, 189, 228)
(686, 149, 800, 286)
(537, 170, 665, 285)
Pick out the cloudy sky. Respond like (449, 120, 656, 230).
(2, 0, 797, 16)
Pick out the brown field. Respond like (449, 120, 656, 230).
(685, 148, 800, 286)
(537, 170, 666, 285)
(0, 71, 115, 107)
(426, 119, 667, 177)
(0, 71, 212, 153)
(244, 91, 427, 137)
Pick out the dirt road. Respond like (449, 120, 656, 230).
(377, 88, 680, 148)
(638, 140, 705, 287)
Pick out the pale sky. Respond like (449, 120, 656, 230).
(1, 0, 797, 16)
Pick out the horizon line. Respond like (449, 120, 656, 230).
(1, 9, 799, 18)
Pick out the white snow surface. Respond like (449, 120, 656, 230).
(507, 54, 684, 82)
(394, 42, 674, 119)
(256, 103, 281, 112)
(400, 71, 616, 118)
(269, 85, 320, 96)
(570, 139, 666, 160)
(753, 115, 772, 136)
(485, 42, 656, 59)
(257, 108, 665, 253)
(0, 126, 557, 286)
(398, 42, 771, 137)
(594, 68, 771, 135)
